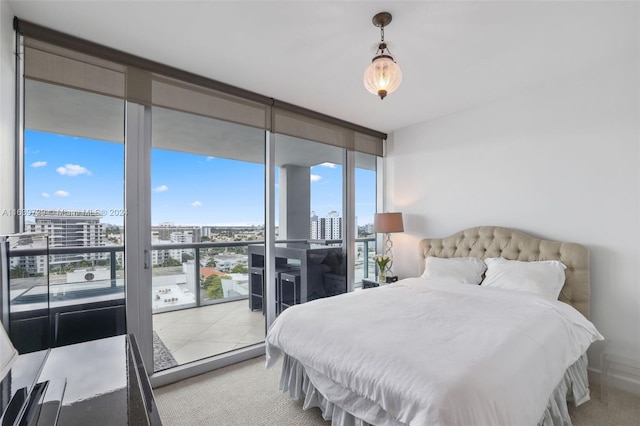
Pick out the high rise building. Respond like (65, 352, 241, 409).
(154, 223, 201, 242)
(310, 211, 342, 240)
(24, 210, 107, 266)
(310, 211, 319, 239)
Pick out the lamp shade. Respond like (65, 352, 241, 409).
(0, 324, 18, 381)
(374, 212, 404, 233)
(363, 56, 403, 100)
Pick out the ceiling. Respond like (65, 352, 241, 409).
(8, 1, 636, 134)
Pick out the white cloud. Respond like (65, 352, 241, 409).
(31, 161, 47, 168)
(54, 190, 69, 197)
(206, 156, 215, 161)
(154, 185, 169, 192)
(191, 200, 202, 207)
(310, 174, 322, 182)
(41, 192, 50, 198)
(318, 162, 336, 168)
(56, 164, 91, 176)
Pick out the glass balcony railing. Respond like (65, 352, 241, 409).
(5, 237, 375, 356)
(7, 238, 376, 313)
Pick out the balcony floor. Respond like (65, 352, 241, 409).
(153, 299, 264, 368)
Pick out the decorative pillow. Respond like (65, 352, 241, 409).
(421, 256, 487, 284)
(481, 257, 566, 299)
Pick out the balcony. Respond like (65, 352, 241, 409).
(5, 237, 376, 372)
(153, 299, 263, 367)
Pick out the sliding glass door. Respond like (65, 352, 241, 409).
(149, 106, 266, 371)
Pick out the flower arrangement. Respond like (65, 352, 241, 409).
(374, 254, 392, 281)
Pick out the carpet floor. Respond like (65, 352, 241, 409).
(154, 356, 640, 426)
(155, 356, 328, 426)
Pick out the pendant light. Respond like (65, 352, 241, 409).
(363, 12, 402, 100)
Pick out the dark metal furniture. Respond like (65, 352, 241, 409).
(248, 243, 346, 314)
(361, 278, 383, 289)
(279, 271, 301, 313)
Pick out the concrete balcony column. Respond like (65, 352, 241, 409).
(278, 164, 310, 240)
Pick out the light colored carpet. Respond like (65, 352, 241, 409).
(155, 356, 640, 426)
(568, 382, 640, 426)
(154, 356, 329, 426)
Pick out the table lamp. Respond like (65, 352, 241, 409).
(374, 212, 404, 280)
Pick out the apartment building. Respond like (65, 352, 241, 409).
(24, 210, 107, 266)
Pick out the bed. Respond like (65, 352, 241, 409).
(265, 226, 603, 425)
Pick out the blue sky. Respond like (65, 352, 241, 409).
(25, 130, 376, 227)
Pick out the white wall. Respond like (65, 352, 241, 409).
(0, 2, 15, 234)
(388, 56, 639, 388)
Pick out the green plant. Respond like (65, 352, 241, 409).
(374, 254, 391, 272)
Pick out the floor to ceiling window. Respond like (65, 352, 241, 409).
(18, 76, 126, 352)
(14, 23, 384, 383)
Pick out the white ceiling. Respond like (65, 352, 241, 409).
(8, 1, 636, 134)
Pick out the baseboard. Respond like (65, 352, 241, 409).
(588, 366, 640, 396)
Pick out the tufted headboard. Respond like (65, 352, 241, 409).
(418, 226, 590, 319)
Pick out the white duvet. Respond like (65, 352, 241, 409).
(266, 277, 603, 426)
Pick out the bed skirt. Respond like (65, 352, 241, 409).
(279, 353, 591, 426)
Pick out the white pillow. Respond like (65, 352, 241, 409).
(481, 257, 566, 299)
(421, 256, 487, 284)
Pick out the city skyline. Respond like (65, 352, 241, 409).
(22, 213, 376, 232)
(24, 130, 376, 227)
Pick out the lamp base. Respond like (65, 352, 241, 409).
(384, 233, 394, 276)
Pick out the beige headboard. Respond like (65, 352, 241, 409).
(418, 226, 590, 319)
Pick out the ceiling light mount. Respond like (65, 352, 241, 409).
(372, 12, 392, 29)
(364, 12, 402, 100)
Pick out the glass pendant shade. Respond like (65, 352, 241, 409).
(363, 55, 402, 100)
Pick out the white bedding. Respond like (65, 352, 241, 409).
(266, 277, 603, 426)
